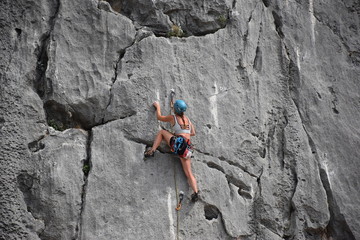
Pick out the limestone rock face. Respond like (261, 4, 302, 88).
(1, 0, 359, 239)
(104, 0, 231, 36)
(43, 0, 136, 129)
(23, 129, 88, 240)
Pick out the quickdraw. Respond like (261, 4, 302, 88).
(175, 191, 184, 211)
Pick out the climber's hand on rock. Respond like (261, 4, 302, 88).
(153, 101, 160, 109)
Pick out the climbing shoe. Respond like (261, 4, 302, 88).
(191, 191, 199, 202)
(144, 148, 155, 158)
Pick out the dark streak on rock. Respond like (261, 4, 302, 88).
(272, 11, 284, 38)
(262, 0, 271, 8)
(0, 117, 5, 130)
(232, 0, 237, 9)
(253, 46, 262, 72)
(319, 169, 356, 240)
(34, 33, 51, 98)
(328, 87, 340, 114)
(34, 0, 60, 98)
(207, 161, 226, 173)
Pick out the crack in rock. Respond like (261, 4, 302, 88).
(272, 10, 284, 39)
(104, 49, 127, 118)
(34, 0, 60, 98)
(105, 42, 133, 108)
(32, 0, 88, 133)
(104, 28, 153, 124)
(75, 129, 93, 240)
(256, 167, 264, 197)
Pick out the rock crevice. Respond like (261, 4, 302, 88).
(34, 0, 60, 98)
(76, 130, 93, 240)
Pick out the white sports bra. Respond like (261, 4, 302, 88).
(172, 115, 191, 135)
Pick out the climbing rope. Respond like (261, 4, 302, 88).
(173, 160, 180, 240)
(169, 89, 181, 240)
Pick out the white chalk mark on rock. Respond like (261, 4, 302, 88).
(309, 0, 316, 46)
(156, 90, 160, 101)
(209, 82, 219, 128)
(296, 47, 301, 71)
(167, 188, 175, 239)
(323, 162, 332, 189)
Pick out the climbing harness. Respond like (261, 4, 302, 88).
(171, 136, 193, 159)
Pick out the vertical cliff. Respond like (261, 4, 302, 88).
(1, 0, 359, 239)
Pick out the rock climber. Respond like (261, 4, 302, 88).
(144, 100, 199, 202)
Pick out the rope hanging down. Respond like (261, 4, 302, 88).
(169, 89, 182, 240)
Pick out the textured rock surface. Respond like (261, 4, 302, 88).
(43, 0, 136, 129)
(23, 129, 88, 240)
(104, 0, 231, 36)
(1, 0, 359, 240)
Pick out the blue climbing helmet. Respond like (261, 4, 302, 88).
(174, 100, 187, 114)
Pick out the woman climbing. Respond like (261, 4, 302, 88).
(144, 100, 199, 202)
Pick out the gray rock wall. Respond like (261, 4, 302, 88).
(1, 0, 359, 239)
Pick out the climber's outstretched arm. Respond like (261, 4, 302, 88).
(153, 101, 173, 122)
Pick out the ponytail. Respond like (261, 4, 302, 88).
(176, 112, 188, 129)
